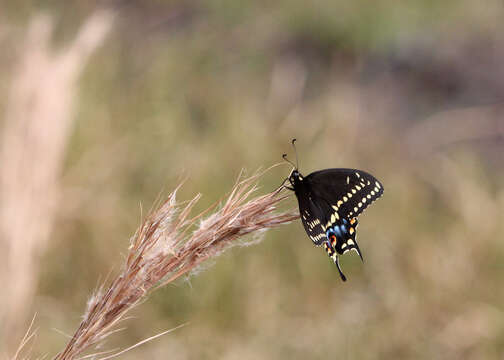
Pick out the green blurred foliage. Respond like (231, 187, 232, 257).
(2, 0, 504, 359)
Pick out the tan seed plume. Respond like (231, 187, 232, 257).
(53, 171, 298, 360)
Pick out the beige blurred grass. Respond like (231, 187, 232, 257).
(0, 9, 114, 351)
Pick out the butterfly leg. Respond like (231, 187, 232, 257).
(323, 240, 347, 282)
(275, 176, 293, 192)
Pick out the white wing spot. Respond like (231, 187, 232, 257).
(343, 196, 348, 202)
(358, 202, 362, 207)
(362, 197, 367, 203)
(376, 181, 381, 189)
(346, 176, 350, 184)
(354, 207, 358, 212)
(355, 172, 360, 178)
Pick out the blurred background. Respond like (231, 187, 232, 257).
(1, 1, 504, 359)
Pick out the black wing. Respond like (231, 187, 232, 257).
(305, 168, 383, 259)
(293, 168, 383, 281)
(296, 183, 329, 246)
(305, 168, 384, 221)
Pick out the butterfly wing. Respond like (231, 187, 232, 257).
(294, 181, 360, 281)
(304, 168, 383, 260)
(296, 184, 329, 246)
(291, 168, 383, 281)
(305, 168, 384, 221)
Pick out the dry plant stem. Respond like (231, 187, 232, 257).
(11, 314, 38, 360)
(54, 174, 298, 360)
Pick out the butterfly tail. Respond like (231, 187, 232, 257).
(353, 240, 364, 262)
(323, 241, 346, 282)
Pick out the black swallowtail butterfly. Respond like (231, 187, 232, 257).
(283, 139, 384, 281)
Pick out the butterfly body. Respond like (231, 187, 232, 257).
(287, 167, 384, 281)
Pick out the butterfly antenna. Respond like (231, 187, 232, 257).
(282, 153, 297, 168)
(291, 138, 299, 169)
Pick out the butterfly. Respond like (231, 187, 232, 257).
(283, 139, 384, 281)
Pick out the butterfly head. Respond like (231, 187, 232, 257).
(288, 168, 303, 187)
